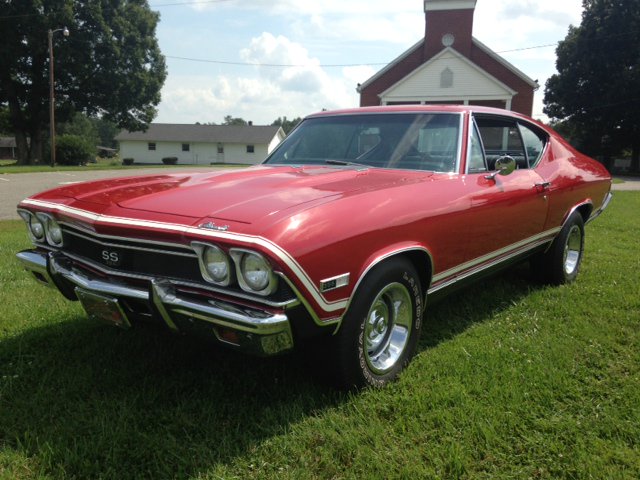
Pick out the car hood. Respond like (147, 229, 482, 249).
(46, 166, 432, 224)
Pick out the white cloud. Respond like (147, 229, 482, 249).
(157, 1, 586, 123)
(158, 33, 358, 124)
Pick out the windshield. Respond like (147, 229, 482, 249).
(264, 113, 461, 172)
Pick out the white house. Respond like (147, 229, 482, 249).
(115, 124, 286, 165)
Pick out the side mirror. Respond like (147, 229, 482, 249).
(485, 155, 516, 180)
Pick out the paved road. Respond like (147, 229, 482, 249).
(0, 167, 216, 220)
(1, 169, 638, 221)
(612, 176, 640, 191)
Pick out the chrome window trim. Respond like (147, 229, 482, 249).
(517, 121, 549, 169)
(453, 112, 464, 173)
(465, 116, 488, 174)
(264, 112, 465, 174)
(471, 113, 550, 171)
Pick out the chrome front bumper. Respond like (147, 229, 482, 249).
(16, 250, 294, 355)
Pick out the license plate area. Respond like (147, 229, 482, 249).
(75, 288, 131, 329)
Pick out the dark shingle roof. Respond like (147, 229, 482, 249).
(115, 124, 283, 144)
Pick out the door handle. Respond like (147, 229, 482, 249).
(535, 181, 551, 191)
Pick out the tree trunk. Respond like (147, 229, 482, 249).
(13, 128, 44, 165)
(30, 130, 45, 165)
(631, 140, 640, 174)
(14, 131, 30, 166)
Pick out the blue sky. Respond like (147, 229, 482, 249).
(150, 0, 583, 125)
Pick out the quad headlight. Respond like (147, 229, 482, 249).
(240, 252, 270, 291)
(29, 215, 45, 241)
(192, 242, 278, 296)
(192, 242, 232, 286)
(36, 213, 64, 247)
(203, 245, 231, 284)
(230, 249, 278, 296)
(18, 210, 57, 244)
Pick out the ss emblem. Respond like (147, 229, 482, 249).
(101, 249, 122, 267)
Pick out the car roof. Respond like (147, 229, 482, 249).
(305, 105, 550, 134)
(306, 104, 532, 120)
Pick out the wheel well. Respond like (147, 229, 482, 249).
(575, 203, 593, 224)
(401, 250, 433, 297)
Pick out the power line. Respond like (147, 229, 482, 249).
(165, 43, 564, 69)
(165, 54, 389, 68)
(149, 0, 236, 7)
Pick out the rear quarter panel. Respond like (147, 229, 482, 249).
(535, 133, 612, 229)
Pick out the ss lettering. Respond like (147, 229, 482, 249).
(101, 250, 120, 264)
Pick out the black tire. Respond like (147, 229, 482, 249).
(329, 257, 423, 389)
(531, 211, 585, 285)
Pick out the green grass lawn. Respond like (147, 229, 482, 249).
(1, 193, 639, 479)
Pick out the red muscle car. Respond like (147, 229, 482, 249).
(16, 106, 612, 388)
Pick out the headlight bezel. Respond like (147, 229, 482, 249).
(192, 241, 233, 286)
(229, 248, 278, 296)
(18, 209, 46, 243)
(36, 212, 64, 247)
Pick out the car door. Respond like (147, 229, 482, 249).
(460, 114, 550, 266)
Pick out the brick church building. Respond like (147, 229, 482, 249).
(358, 0, 538, 115)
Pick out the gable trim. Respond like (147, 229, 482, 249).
(379, 47, 518, 99)
(472, 38, 539, 88)
(357, 39, 424, 92)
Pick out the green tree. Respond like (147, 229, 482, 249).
(223, 115, 248, 126)
(0, 107, 11, 135)
(272, 116, 302, 134)
(544, 0, 640, 172)
(93, 117, 119, 148)
(0, 0, 166, 165)
(55, 134, 96, 165)
(58, 112, 100, 147)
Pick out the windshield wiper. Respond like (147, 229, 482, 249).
(325, 159, 371, 169)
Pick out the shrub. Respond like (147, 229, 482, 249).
(122, 158, 134, 166)
(162, 156, 178, 165)
(55, 134, 96, 165)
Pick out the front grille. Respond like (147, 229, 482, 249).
(59, 224, 296, 304)
(63, 229, 202, 281)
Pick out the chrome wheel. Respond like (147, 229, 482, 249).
(563, 224, 582, 275)
(364, 282, 413, 375)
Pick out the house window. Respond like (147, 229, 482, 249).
(217, 143, 224, 154)
(182, 143, 190, 152)
(148, 142, 156, 151)
(440, 68, 454, 88)
(246, 145, 255, 153)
